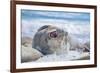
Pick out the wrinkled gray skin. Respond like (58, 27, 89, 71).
(32, 30, 51, 55)
(32, 25, 68, 55)
(32, 25, 90, 55)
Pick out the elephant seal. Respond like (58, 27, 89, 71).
(32, 25, 89, 55)
(21, 46, 43, 63)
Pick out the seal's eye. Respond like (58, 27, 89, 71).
(49, 31, 57, 38)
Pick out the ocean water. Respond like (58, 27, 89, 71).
(21, 10, 90, 44)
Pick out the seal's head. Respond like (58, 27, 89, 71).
(32, 25, 68, 55)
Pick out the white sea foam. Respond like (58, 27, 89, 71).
(36, 50, 89, 62)
(22, 19, 90, 43)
